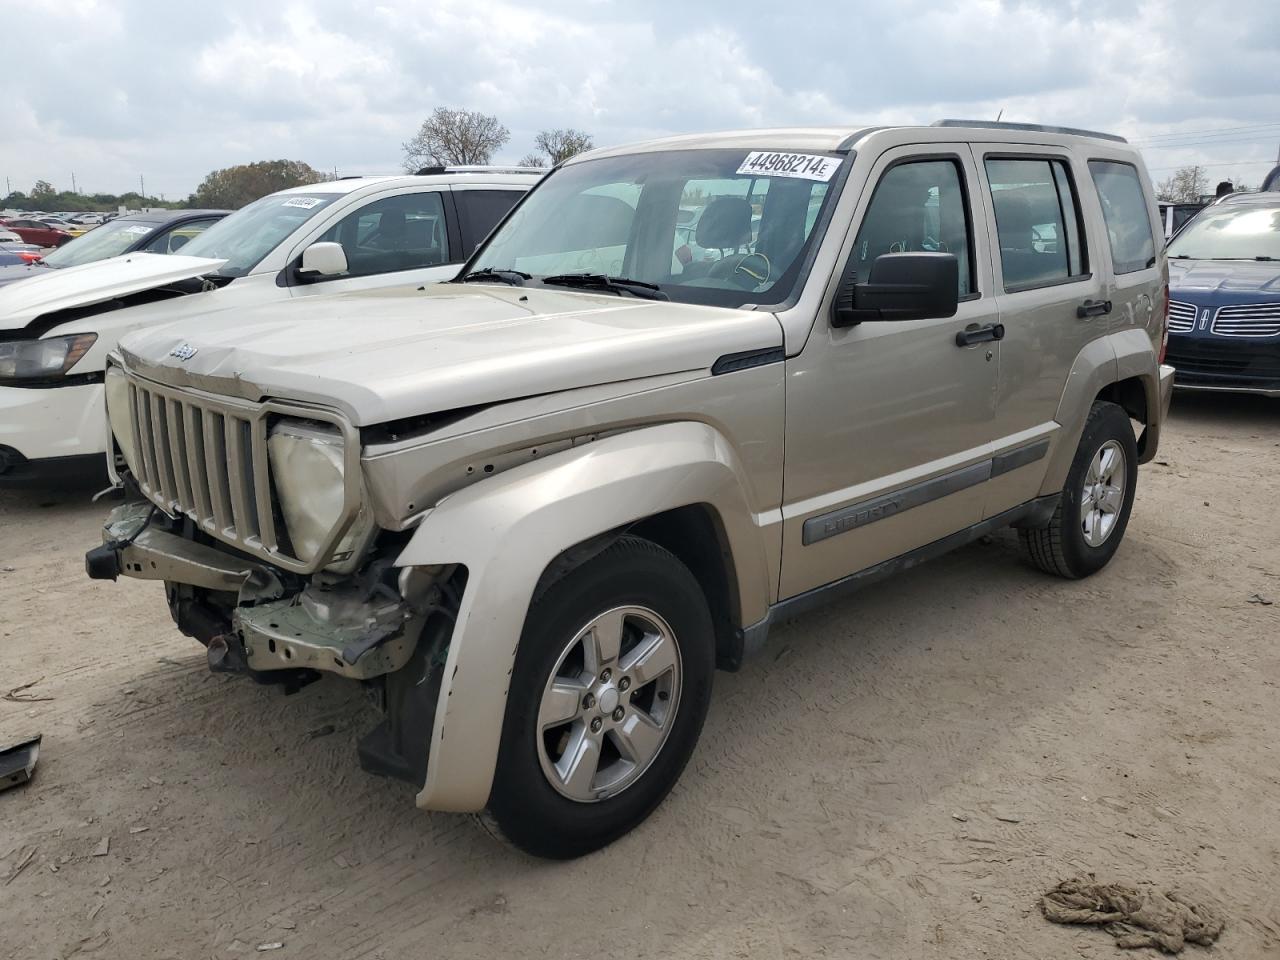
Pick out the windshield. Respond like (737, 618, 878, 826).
(1167, 204, 1280, 260)
(467, 148, 845, 307)
(180, 192, 341, 277)
(41, 219, 157, 268)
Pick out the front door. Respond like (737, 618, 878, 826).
(780, 146, 1000, 599)
(292, 189, 460, 298)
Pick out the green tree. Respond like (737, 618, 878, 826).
(191, 160, 325, 209)
(402, 108, 509, 170)
(29, 180, 57, 208)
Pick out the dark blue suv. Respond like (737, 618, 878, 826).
(1165, 192, 1280, 396)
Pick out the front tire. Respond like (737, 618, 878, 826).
(1020, 400, 1138, 579)
(485, 536, 714, 859)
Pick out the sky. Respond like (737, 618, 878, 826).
(3, 0, 1278, 200)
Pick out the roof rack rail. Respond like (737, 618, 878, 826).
(931, 119, 1127, 144)
(414, 164, 547, 176)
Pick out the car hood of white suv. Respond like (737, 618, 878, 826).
(118, 282, 784, 426)
(0, 252, 227, 330)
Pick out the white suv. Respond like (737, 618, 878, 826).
(0, 168, 540, 480)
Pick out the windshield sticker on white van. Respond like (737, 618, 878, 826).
(122, 225, 153, 235)
(282, 197, 324, 209)
(736, 152, 840, 182)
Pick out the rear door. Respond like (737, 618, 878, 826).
(779, 145, 1000, 599)
(974, 145, 1106, 515)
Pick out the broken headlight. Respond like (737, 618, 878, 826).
(268, 419, 373, 567)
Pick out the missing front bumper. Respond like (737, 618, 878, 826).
(87, 500, 421, 681)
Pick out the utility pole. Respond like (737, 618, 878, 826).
(71, 171, 77, 194)
(140, 174, 146, 200)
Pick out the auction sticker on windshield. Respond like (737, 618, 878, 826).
(736, 152, 840, 182)
(282, 197, 324, 209)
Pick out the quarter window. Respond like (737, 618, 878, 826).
(851, 159, 974, 297)
(1088, 160, 1156, 274)
(318, 191, 449, 279)
(985, 157, 1087, 291)
(454, 190, 526, 254)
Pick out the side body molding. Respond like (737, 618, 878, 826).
(395, 421, 775, 812)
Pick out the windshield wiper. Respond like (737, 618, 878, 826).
(540, 273, 668, 301)
(457, 267, 530, 285)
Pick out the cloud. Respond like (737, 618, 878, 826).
(1, 0, 1276, 198)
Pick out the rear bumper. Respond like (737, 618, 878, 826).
(0, 381, 106, 464)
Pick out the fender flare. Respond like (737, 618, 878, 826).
(394, 420, 773, 812)
(1040, 330, 1163, 496)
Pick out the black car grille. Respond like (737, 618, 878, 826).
(1167, 336, 1280, 388)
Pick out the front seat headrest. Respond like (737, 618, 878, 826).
(696, 197, 752, 249)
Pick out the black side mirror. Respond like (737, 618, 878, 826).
(832, 252, 960, 327)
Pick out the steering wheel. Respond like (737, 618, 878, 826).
(707, 251, 772, 289)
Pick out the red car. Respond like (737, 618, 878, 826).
(0, 218, 73, 246)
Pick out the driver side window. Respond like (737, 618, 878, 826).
(317, 191, 449, 279)
(852, 159, 974, 297)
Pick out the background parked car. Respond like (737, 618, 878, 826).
(1, 218, 75, 247)
(1158, 201, 1208, 239)
(0, 208, 229, 289)
(0, 167, 539, 479)
(0, 248, 43, 267)
(1165, 191, 1280, 396)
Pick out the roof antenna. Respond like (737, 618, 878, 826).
(995, 108, 1005, 122)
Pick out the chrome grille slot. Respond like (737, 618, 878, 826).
(1211, 302, 1280, 338)
(167, 399, 194, 512)
(118, 370, 360, 574)
(1168, 300, 1196, 333)
(203, 410, 232, 534)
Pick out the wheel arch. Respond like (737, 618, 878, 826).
(1041, 331, 1163, 496)
(393, 420, 773, 812)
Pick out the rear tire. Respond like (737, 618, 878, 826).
(1020, 401, 1138, 579)
(484, 535, 714, 859)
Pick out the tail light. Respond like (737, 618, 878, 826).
(1157, 282, 1169, 364)
(17, 251, 42, 264)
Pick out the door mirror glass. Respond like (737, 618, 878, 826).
(833, 252, 959, 326)
(298, 241, 349, 279)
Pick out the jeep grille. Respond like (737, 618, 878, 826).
(122, 372, 358, 573)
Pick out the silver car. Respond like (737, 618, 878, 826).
(88, 121, 1173, 858)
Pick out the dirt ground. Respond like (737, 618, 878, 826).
(2, 393, 1279, 960)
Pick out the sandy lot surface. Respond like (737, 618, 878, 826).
(2, 394, 1279, 960)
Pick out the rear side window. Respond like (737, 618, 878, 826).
(1088, 160, 1156, 274)
(852, 158, 975, 297)
(985, 157, 1087, 291)
(454, 190, 526, 254)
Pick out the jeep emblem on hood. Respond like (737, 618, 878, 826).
(169, 342, 198, 360)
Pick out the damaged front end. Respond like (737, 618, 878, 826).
(86, 496, 461, 788)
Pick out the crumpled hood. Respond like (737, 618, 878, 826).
(0, 252, 227, 330)
(118, 282, 783, 426)
(1169, 258, 1280, 298)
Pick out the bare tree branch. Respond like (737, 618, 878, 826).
(527, 129, 594, 166)
(403, 108, 510, 171)
(1155, 165, 1208, 203)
